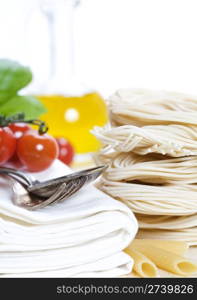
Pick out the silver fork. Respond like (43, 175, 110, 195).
(0, 165, 107, 210)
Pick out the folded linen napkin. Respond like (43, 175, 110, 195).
(0, 160, 138, 277)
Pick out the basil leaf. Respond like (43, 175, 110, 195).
(0, 59, 32, 103)
(0, 95, 47, 119)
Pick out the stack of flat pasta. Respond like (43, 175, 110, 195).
(93, 89, 197, 246)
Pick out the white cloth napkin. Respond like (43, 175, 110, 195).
(0, 160, 138, 277)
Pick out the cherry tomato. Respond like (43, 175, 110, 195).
(9, 123, 31, 139)
(56, 137, 75, 165)
(8, 123, 32, 167)
(0, 127, 16, 165)
(17, 130, 59, 172)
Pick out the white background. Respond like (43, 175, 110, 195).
(0, 0, 197, 97)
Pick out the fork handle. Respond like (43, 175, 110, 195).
(0, 167, 33, 187)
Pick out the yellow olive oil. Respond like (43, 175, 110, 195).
(37, 92, 108, 153)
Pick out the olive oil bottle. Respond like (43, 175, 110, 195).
(35, 0, 108, 153)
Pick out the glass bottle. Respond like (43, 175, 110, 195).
(34, 0, 108, 154)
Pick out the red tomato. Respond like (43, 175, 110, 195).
(8, 123, 32, 166)
(0, 127, 16, 165)
(17, 130, 59, 172)
(56, 137, 74, 165)
(9, 123, 31, 139)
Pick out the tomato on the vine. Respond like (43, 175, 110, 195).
(9, 123, 31, 139)
(17, 130, 59, 172)
(0, 127, 16, 165)
(55, 137, 75, 165)
(8, 123, 32, 167)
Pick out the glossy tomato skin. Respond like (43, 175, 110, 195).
(17, 130, 59, 172)
(0, 127, 16, 165)
(8, 123, 32, 167)
(56, 137, 75, 165)
(9, 123, 31, 139)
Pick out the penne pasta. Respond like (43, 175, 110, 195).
(130, 244, 197, 276)
(131, 239, 189, 256)
(125, 247, 158, 277)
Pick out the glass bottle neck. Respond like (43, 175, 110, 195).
(41, 0, 87, 95)
(47, 0, 74, 81)
(44, 0, 73, 92)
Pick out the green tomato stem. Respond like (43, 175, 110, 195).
(0, 113, 48, 134)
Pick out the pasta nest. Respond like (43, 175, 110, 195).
(92, 89, 197, 229)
